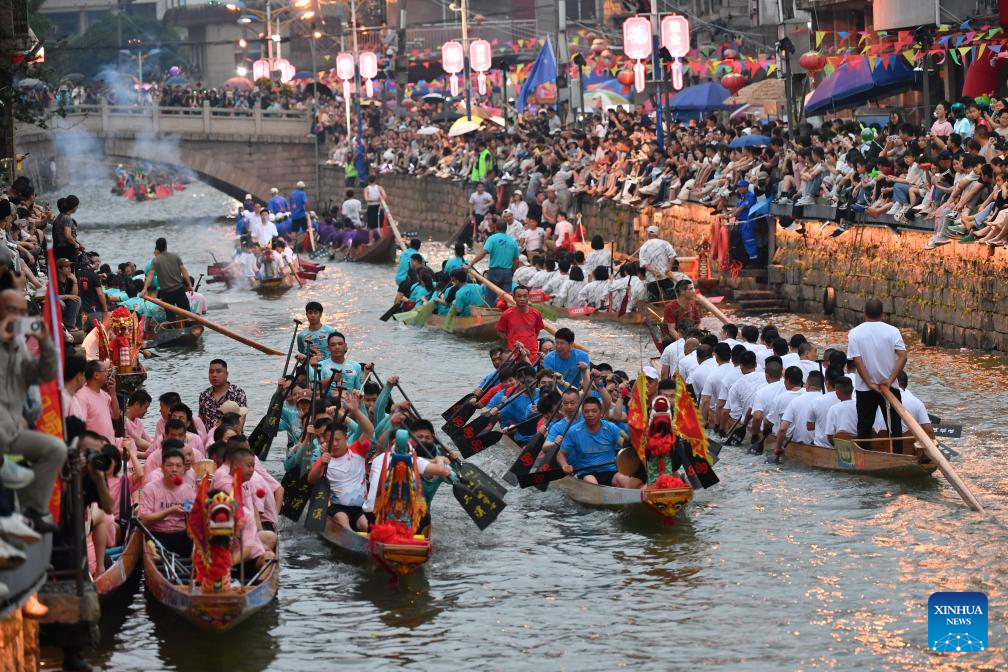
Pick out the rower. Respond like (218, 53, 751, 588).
(686, 343, 716, 400)
(825, 377, 857, 446)
(638, 225, 677, 298)
(310, 331, 364, 391)
(699, 343, 732, 426)
(775, 371, 823, 452)
(213, 443, 278, 552)
(782, 334, 805, 369)
(895, 371, 933, 451)
(748, 359, 783, 452)
(543, 327, 590, 387)
(444, 243, 468, 276)
(808, 368, 843, 448)
(443, 269, 487, 316)
(395, 238, 422, 285)
(124, 389, 153, 457)
(673, 336, 700, 381)
(756, 326, 780, 368)
(724, 350, 761, 434)
(764, 366, 806, 449)
(712, 345, 746, 431)
(496, 286, 545, 363)
(138, 447, 196, 557)
(306, 421, 371, 533)
(847, 298, 907, 448)
(661, 280, 704, 341)
(796, 342, 820, 381)
(556, 397, 642, 488)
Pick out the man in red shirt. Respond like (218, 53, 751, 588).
(661, 279, 704, 341)
(496, 286, 545, 363)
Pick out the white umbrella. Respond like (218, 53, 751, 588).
(448, 116, 483, 137)
(417, 126, 442, 135)
(488, 115, 506, 127)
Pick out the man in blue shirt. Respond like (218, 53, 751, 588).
(395, 238, 422, 285)
(308, 331, 364, 391)
(469, 219, 519, 304)
(289, 181, 309, 233)
(543, 327, 590, 386)
(447, 269, 488, 316)
(557, 397, 641, 488)
(733, 179, 759, 261)
(296, 300, 336, 357)
(268, 187, 290, 217)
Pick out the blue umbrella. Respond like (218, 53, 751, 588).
(165, 75, 188, 86)
(729, 134, 771, 148)
(667, 81, 732, 111)
(294, 71, 314, 81)
(805, 57, 914, 115)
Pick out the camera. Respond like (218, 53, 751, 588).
(86, 444, 117, 472)
(14, 318, 41, 337)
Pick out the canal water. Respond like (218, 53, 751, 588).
(45, 177, 1008, 671)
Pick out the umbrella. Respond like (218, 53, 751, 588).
(63, 73, 85, 83)
(16, 78, 42, 88)
(488, 115, 506, 127)
(294, 71, 314, 81)
(303, 81, 331, 97)
(417, 126, 441, 135)
(804, 56, 914, 116)
(432, 109, 463, 122)
(421, 92, 445, 101)
(165, 75, 188, 86)
(449, 116, 483, 137)
(667, 81, 732, 112)
(728, 134, 771, 148)
(224, 76, 254, 91)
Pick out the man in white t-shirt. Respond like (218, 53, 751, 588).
(765, 366, 805, 434)
(796, 342, 820, 381)
(676, 338, 701, 381)
(340, 189, 363, 227)
(686, 345, 717, 398)
(723, 350, 760, 434)
(699, 343, 732, 425)
(638, 225, 677, 282)
(776, 370, 823, 450)
(749, 359, 784, 451)
(847, 299, 907, 446)
(659, 337, 686, 379)
(895, 371, 934, 452)
(552, 212, 575, 250)
(307, 421, 370, 533)
(520, 218, 546, 254)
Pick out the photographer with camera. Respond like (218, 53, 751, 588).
(0, 288, 67, 534)
(76, 431, 118, 575)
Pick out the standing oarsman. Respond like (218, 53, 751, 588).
(847, 299, 907, 447)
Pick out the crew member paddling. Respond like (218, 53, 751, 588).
(556, 397, 642, 489)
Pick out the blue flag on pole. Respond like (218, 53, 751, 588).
(516, 36, 557, 113)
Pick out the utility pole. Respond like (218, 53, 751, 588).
(650, 0, 664, 150)
(461, 0, 471, 120)
(775, 0, 797, 130)
(351, 0, 365, 185)
(557, 0, 570, 122)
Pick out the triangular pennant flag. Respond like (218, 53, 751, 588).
(881, 53, 891, 69)
(903, 49, 918, 64)
(959, 45, 971, 58)
(837, 31, 849, 42)
(939, 35, 952, 47)
(689, 60, 703, 75)
(765, 63, 777, 76)
(823, 63, 835, 76)
(990, 27, 1004, 37)
(950, 49, 960, 65)
(815, 31, 826, 48)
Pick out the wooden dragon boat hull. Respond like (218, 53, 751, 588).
(94, 527, 142, 598)
(318, 525, 431, 575)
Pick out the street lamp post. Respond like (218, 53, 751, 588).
(460, 0, 472, 120)
(350, 0, 365, 185)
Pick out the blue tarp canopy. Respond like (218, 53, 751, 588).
(668, 81, 732, 112)
(805, 56, 915, 116)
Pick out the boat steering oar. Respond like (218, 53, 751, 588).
(282, 255, 305, 289)
(880, 388, 984, 513)
(141, 294, 284, 355)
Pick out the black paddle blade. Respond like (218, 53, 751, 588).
(462, 413, 494, 438)
(441, 394, 475, 421)
(675, 440, 719, 490)
(248, 391, 284, 460)
(507, 434, 545, 480)
(452, 479, 506, 530)
(458, 430, 502, 459)
(278, 467, 311, 522)
(457, 461, 508, 501)
(516, 467, 568, 489)
(441, 404, 478, 435)
(302, 479, 331, 532)
(379, 302, 404, 322)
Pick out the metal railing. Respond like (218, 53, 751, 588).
(42, 100, 312, 138)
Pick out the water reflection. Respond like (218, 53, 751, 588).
(40, 178, 1008, 670)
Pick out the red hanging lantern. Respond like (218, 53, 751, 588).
(441, 40, 464, 97)
(358, 51, 378, 97)
(616, 68, 635, 87)
(721, 72, 746, 95)
(335, 52, 355, 100)
(469, 39, 492, 95)
(622, 16, 652, 93)
(660, 14, 690, 91)
(799, 50, 827, 74)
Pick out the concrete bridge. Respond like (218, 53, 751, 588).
(15, 102, 320, 202)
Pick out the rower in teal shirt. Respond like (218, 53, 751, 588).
(445, 268, 488, 316)
(469, 220, 520, 304)
(395, 240, 422, 284)
(443, 242, 468, 276)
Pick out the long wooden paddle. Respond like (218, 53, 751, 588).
(880, 388, 984, 513)
(466, 267, 590, 353)
(141, 294, 283, 355)
(380, 198, 408, 251)
(302, 423, 338, 532)
(696, 293, 730, 325)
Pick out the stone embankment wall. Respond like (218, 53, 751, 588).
(321, 166, 1008, 351)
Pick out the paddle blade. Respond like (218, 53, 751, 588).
(457, 461, 509, 501)
(458, 430, 502, 459)
(248, 391, 284, 460)
(507, 434, 545, 480)
(278, 467, 311, 522)
(462, 413, 494, 438)
(441, 394, 475, 421)
(402, 300, 437, 326)
(515, 467, 567, 489)
(380, 302, 404, 322)
(532, 302, 560, 321)
(451, 479, 506, 530)
(392, 308, 420, 323)
(302, 479, 331, 532)
(506, 414, 542, 439)
(442, 307, 457, 333)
